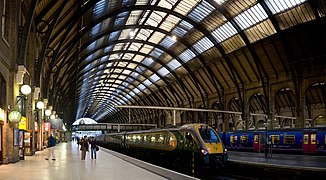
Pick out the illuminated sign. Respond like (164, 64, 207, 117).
(9, 111, 22, 123)
(43, 122, 50, 132)
(19, 116, 27, 130)
(35, 122, 38, 132)
(0, 108, 4, 121)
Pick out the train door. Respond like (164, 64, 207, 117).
(253, 133, 264, 151)
(303, 133, 317, 153)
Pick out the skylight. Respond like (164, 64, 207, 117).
(157, 67, 170, 77)
(179, 49, 196, 63)
(167, 59, 182, 71)
(234, 4, 268, 30)
(193, 36, 214, 54)
(149, 74, 160, 82)
(264, 0, 307, 14)
(211, 21, 237, 43)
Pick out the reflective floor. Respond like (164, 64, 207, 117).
(0, 142, 168, 180)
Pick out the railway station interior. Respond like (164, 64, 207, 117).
(0, 0, 325, 179)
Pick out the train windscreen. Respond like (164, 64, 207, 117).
(199, 128, 220, 143)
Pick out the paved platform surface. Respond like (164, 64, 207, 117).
(228, 151, 326, 172)
(0, 141, 197, 180)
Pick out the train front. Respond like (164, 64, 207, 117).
(195, 124, 228, 168)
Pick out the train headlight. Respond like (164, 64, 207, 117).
(201, 149, 208, 155)
(224, 148, 228, 154)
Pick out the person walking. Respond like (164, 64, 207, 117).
(45, 134, 56, 160)
(89, 137, 97, 159)
(80, 135, 89, 160)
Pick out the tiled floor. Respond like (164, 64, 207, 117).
(0, 142, 168, 180)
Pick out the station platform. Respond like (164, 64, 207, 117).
(228, 151, 326, 172)
(0, 142, 197, 180)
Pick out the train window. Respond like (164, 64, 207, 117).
(199, 128, 220, 143)
(254, 135, 258, 143)
(311, 134, 316, 144)
(284, 135, 295, 144)
(230, 135, 238, 143)
(304, 134, 309, 144)
(240, 135, 248, 143)
(269, 135, 280, 144)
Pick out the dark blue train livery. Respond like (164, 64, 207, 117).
(219, 128, 326, 155)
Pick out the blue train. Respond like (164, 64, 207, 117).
(219, 128, 326, 155)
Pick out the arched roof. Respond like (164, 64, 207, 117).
(31, 0, 326, 125)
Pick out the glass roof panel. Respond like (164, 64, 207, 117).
(149, 74, 160, 82)
(150, 48, 164, 58)
(108, 31, 120, 41)
(143, 79, 152, 86)
(93, 0, 107, 16)
(104, 46, 113, 53)
(133, 88, 140, 94)
(234, 4, 268, 30)
(193, 36, 214, 54)
(179, 20, 194, 31)
(115, 12, 129, 27)
(129, 91, 135, 97)
(139, 10, 151, 24)
(160, 15, 180, 32)
(126, 10, 142, 25)
(133, 55, 144, 63)
(142, 57, 154, 66)
(158, 0, 178, 9)
(148, 31, 165, 44)
(140, 45, 154, 55)
(91, 23, 101, 35)
(131, 72, 140, 79)
(160, 36, 176, 49)
(167, 59, 182, 71)
(157, 67, 170, 77)
(175, 0, 200, 16)
(265, 0, 307, 14)
(146, 12, 165, 27)
(171, 26, 187, 37)
(136, 29, 153, 41)
(136, 0, 151, 6)
(179, 49, 196, 63)
(188, 0, 215, 23)
(138, 84, 146, 91)
(211, 21, 237, 43)
(87, 41, 96, 51)
(126, 94, 132, 99)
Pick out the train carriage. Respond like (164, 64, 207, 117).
(96, 123, 228, 171)
(220, 128, 326, 155)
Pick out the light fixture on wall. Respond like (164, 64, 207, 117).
(36, 101, 45, 109)
(20, 84, 31, 96)
(45, 109, 52, 116)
